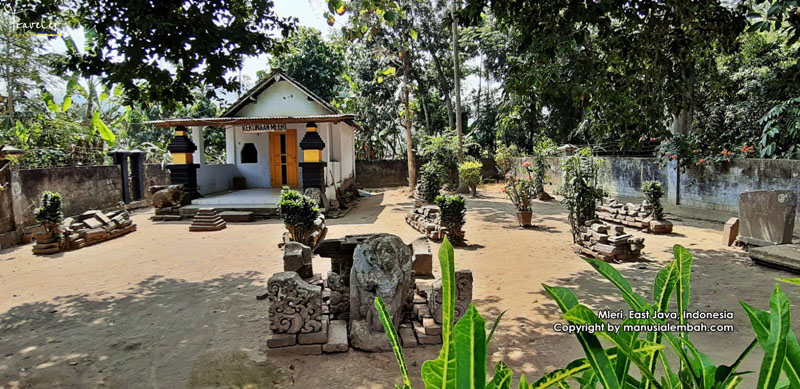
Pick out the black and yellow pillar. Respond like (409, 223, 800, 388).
(166, 126, 200, 200)
(298, 122, 326, 190)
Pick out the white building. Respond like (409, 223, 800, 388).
(150, 70, 360, 205)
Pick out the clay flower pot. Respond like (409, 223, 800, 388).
(516, 210, 533, 227)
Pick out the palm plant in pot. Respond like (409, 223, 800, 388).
(502, 161, 537, 227)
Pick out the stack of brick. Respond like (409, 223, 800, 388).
(53, 209, 136, 252)
(595, 198, 673, 234)
(189, 208, 227, 231)
(574, 220, 645, 262)
(31, 231, 61, 255)
(405, 205, 446, 241)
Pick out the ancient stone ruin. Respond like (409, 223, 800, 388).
(405, 205, 457, 241)
(34, 209, 137, 255)
(263, 233, 473, 354)
(189, 208, 227, 232)
(573, 220, 645, 262)
(149, 184, 185, 221)
(595, 198, 672, 234)
(738, 190, 796, 247)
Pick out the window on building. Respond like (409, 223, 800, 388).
(241, 143, 258, 163)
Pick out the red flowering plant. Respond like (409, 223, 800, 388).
(503, 161, 537, 211)
(659, 133, 757, 170)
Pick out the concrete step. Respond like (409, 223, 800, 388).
(750, 244, 800, 273)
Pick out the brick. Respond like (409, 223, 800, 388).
(423, 318, 442, 335)
(414, 321, 442, 345)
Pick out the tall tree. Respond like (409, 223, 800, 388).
(0, 11, 52, 122)
(263, 27, 346, 103)
(18, 0, 296, 107)
(327, 0, 419, 188)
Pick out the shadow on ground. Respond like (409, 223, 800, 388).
(0, 272, 283, 388)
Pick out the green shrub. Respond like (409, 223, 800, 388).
(495, 143, 520, 177)
(532, 138, 556, 197)
(458, 161, 482, 196)
(641, 180, 665, 220)
(277, 187, 320, 244)
(435, 194, 466, 242)
(34, 191, 63, 228)
(379, 243, 800, 389)
(558, 148, 605, 243)
(418, 161, 442, 203)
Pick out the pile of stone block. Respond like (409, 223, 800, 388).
(405, 205, 447, 241)
(31, 231, 61, 255)
(189, 208, 227, 231)
(264, 233, 473, 355)
(574, 220, 645, 262)
(595, 198, 672, 234)
(48, 209, 136, 253)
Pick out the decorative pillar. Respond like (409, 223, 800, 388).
(298, 122, 327, 190)
(166, 126, 200, 200)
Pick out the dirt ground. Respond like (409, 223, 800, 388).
(1, 184, 797, 388)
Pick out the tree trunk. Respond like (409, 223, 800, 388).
(403, 50, 416, 189)
(452, 0, 467, 193)
(4, 34, 15, 122)
(670, 108, 693, 135)
(430, 51, 455, 133)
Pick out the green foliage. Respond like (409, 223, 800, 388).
(531, 138, 555, 196)
(418, 161, 442, 203)
(20, 0, 296, 108)
(558, 148, 605, 243)
(377, 238, 512, 389)
(266, 27, 346, 103)
(458, 161, 483, 196)
(494, 143, 520, 177)
(33, 191, 63, 226)
(759, 96, 800, 159)
(277, 187, 320, 244)
(420, 131, 479, 188)
(641, 181, 665, 221)
(435, 195, 466, 243)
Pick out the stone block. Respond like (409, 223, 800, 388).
(267, 333, 297, 348)
(723, 217, 740, 247)
(414, 321, 442, 345)
(739, 190, 796, 246)
(323, 320, 349, 353)
(266, 344, 322, 357)
(267, 272, 323, 335)
(283, 242, 314, 279)
(400, 326, 418, 348)
(423, 317, 442, 335)
(411, 236, 433, 278)
(591, 224, 608, 233)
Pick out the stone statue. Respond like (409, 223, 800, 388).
(267, 272, 323, 334)
(149, 184, 185, 208)
(349, 234, 414, 351)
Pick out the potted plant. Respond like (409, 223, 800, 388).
(502, 161, 537, 226)
(435, 194, 466, 243)
(277, 187, 321, 246)
(33, 191, 64, 239)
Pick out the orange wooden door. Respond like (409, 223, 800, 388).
(268, 130, 299, 188)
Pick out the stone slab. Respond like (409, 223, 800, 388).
(218, 211, 255, 222)
(750, 244, 800, 273)
(723, 217, 739, 246)
(400, 326, 418, 348)
(267, 333, 297, 348)
(322, 320, 349, 353)
(739, 190, 796, 246)
(266, 344, 322, 356)
(414, 321, 442, 345)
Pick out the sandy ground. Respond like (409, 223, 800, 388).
(1, 184, 798, 388)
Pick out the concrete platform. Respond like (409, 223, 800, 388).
(750, 244, 800, 273)
(192, 188, 281, 205)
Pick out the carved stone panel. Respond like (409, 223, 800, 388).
(267, 272, 323, 334)
(429, 269, 474, 325)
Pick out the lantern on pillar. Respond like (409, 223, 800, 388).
(298, 122, 326, 190)
(166, 126, 200, 200)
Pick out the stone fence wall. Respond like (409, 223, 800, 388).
(515, 156, 800, 234)
(0, 164, 170, 247)
(355, 158, 500, 188)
